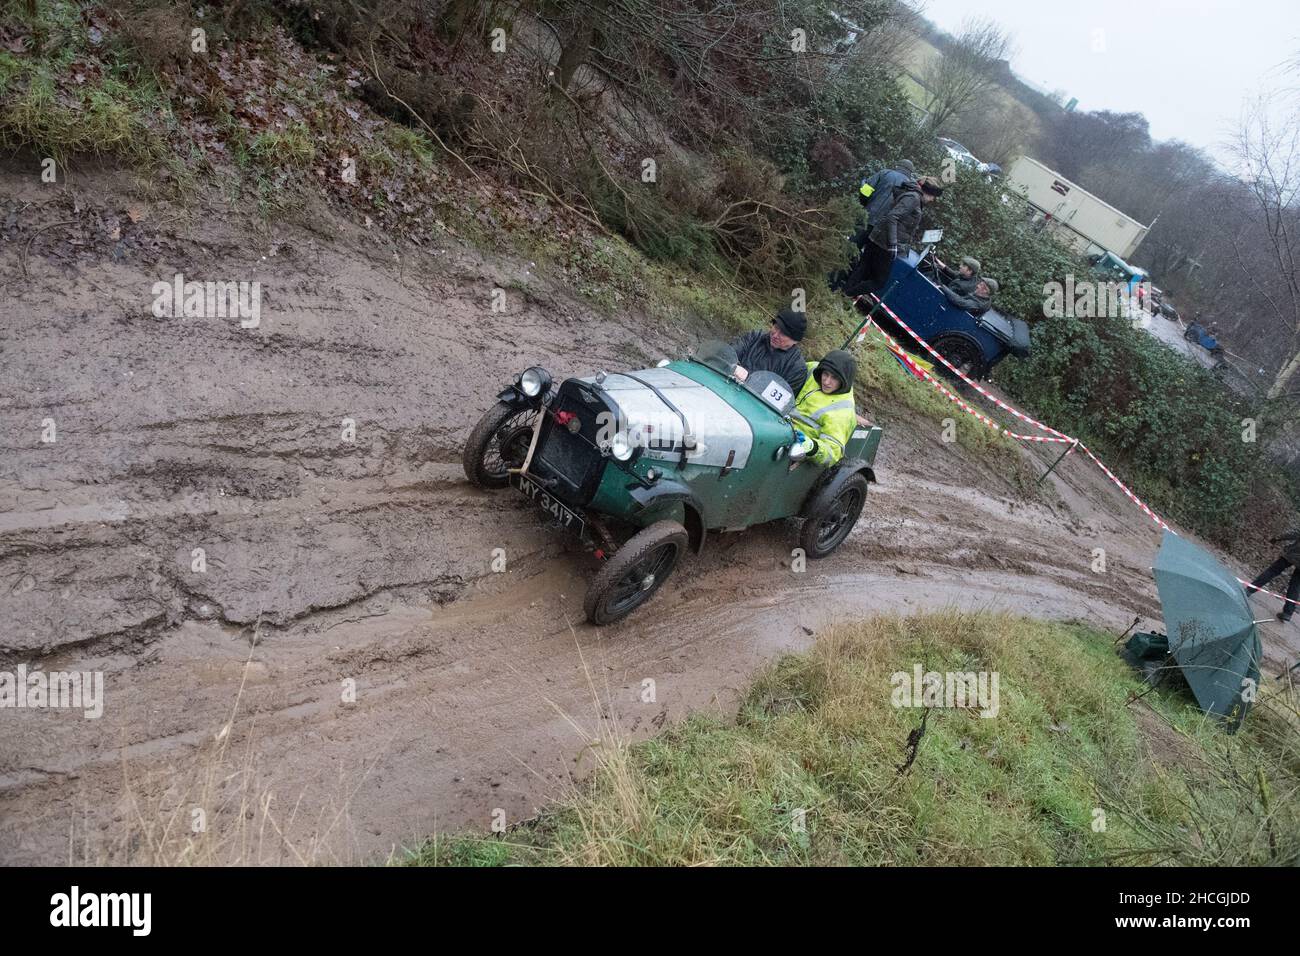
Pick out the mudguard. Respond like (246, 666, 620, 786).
(806, 458, 876, 509)
(496, 384, 543, 409)
(628, 479, 708, 554)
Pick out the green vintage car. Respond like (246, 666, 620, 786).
(462, 343, 883, 624)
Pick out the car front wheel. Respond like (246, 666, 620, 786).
(585, 521, 688, 625)
(462, 401, 539, 489)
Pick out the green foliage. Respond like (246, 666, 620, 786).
(997, 308, 1269, 540)
(763, 55, 933, 196)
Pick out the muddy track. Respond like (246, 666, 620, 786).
(2, 171, 1297, 865)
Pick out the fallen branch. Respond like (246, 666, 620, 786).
(364, 43, 483, 186)
(19, 219, 81, 280)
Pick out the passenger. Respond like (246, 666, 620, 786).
(731, 308, 808, 393)
(941, 275, 992, 316)
(790, 350, 858, 468)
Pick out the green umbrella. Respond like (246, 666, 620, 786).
(1152, 530, 1263, 732)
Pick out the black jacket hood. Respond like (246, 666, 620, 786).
(813, 350, 856, 395)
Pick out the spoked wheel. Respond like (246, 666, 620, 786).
(798, 473, 869, 559)
(462, 401, 540, 489)
(585, 521, 688, 625)
(931, 334, 986, 383)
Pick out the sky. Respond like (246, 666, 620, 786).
(912, 0, 1299, 168)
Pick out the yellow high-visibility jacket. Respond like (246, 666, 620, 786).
(793, 362, 856, 468)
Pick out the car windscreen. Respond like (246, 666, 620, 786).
(693, 340, 739, 377)
(742, 370, 796, 416)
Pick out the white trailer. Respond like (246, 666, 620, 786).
(1005, 156, 1150, 260)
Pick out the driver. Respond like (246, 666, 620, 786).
(790, 350, 857, 468)
(934, 256, 982, 295)
(730, 308, 808, 393)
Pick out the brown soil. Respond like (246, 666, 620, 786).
(2, 166, 1296, 864)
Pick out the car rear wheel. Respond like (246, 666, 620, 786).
(462, 401, 539, 489)
(931, 334, 986, 382)
(798, 473, 869, 559)
(585, 521, 688, 625)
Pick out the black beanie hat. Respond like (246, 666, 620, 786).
(774, 308, 807, 342)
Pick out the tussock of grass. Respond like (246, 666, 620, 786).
(403, 611, 1300, 866)
(0, 0, 174, 163)
(249, 122, 316, 169)
(381, 124, 435, 168)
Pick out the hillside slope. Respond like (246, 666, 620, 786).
(4, 159, 1298, 863)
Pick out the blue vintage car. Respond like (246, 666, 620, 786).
(856, 249, 1030, 381)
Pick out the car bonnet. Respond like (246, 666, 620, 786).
(580, 367, 754, 470)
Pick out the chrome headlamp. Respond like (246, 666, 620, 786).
(519, 367, 551, 398)
(609, 432, 634, 462)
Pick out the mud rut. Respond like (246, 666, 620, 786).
(2, 175, 1296, 864)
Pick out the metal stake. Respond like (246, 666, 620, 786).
(1037, 439, 1079, 486)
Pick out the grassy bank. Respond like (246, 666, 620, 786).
(403, 611, 1300, 866)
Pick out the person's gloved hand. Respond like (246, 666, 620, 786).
(790, 434, 818, 461)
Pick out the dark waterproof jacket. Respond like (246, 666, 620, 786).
(1278, 529, 1300, 564)
(948, 273, 981, 297)
(868, 183, 923, 253)
(860, 165, 916, 225)
(941, 284, 990, 316)
(731, 330, 808, 394)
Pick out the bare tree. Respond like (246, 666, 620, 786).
(1232, 96, 1300, 400)
(948, 99, 1037, 167)
(919, 17, 1014, 134)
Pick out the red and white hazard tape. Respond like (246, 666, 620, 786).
(853, 297, 1299, 609)
(863, 318, 1008, 435)
(1074, 442, 1170, 532)
(859, 295, 1072, 441)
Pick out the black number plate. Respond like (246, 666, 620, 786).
(512, 474, 586, 536)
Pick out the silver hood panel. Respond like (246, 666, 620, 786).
(578, 367, 753, 469)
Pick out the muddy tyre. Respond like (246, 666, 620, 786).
(585, 521, 688, 625)
(931, 334, 986, 383)
(798, 472, 868, 559)
(462, 401, 539, 489)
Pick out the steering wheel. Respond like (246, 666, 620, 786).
(918, 248, 944, 282)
